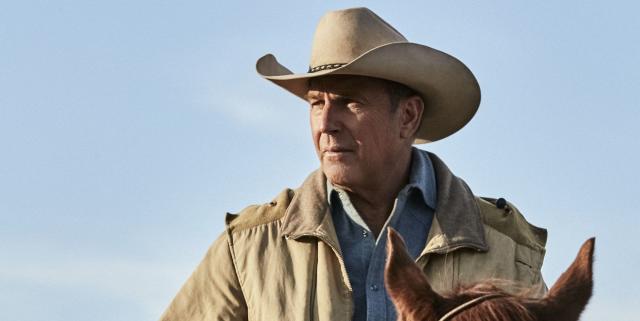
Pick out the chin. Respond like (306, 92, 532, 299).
(322, 163, 360, 188)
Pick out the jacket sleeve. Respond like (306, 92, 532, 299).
(159, 232, 248, 321)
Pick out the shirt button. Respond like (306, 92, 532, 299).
(370, 284, 379, 291)
(362, 230, 368, 238)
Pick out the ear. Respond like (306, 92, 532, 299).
(385, 227, 442, 321)
(529, 238, 595, 321)
(397, 95, 424, 140)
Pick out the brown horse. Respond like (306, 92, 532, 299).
(384, 228, 594, 321)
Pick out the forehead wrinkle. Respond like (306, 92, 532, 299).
(307, 85, 369, 101)
(306, 87, 353, 101)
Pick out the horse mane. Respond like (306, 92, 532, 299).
(442, 283, 535, 321)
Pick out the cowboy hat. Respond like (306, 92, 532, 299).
(256, 7, 480, 143)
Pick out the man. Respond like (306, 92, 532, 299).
(160, 7, 547, 321)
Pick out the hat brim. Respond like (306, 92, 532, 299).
(256, 42, 480, 143)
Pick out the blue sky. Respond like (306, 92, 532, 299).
(1, 1, 638, 320)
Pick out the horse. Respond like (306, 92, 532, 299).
(384, 228, 594, 321)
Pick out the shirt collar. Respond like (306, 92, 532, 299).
(407, 147, 437, 210)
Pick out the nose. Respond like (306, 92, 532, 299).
(317, 99, 340, 134)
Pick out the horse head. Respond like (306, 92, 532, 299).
(384, 228, 594, 321)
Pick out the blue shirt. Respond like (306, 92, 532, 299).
(328, 147, 437, 321)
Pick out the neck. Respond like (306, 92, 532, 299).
(335, 147, 413, 237)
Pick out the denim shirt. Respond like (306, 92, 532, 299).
(328, 147, 437, 321)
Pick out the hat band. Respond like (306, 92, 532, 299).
(308, 63, 346, 73)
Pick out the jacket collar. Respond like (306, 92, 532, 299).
(421, 152, 488, 255)
(280, 169, 341, 250)
(280, 151, 488, 255)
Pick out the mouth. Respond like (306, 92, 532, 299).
(322, 147, 354, 158)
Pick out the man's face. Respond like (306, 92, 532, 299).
(307, 75, 407, 190)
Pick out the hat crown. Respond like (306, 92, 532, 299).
(309, 7, 407, 70)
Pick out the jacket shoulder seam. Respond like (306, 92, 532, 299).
(226, 188, 295, 233)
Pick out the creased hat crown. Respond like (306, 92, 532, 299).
(309, 7, 407, 72)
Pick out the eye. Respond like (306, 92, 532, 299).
(344, 99, 363, 111)
(309, 100, 324, 109)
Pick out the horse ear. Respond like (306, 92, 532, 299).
(385, 227, 443, 321)
(530, 238, 595, 321)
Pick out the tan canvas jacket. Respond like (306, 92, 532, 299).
(160, 153, 547, 321)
